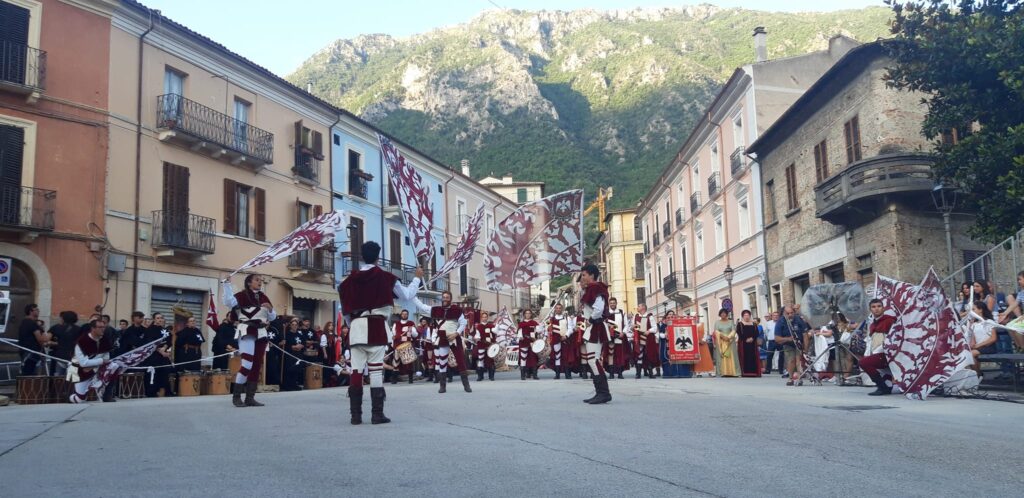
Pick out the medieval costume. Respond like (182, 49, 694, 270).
(430, 304, 470, 393)
(605, 306, 629, 379)
(737, 320, 762, 377)
(223, 281, 274, 407)
(174, 326, 205, 373)
(474, 321, 497, 381)
(69, 330, 113, 403)
(581, 282, 612, 404)
(516, 319, 540, 380)
(713, 319, 739, 377)
(140, 324, 172, 397)
(859, 313, 897, 395)
(212, 317, 238, 371)
(392, 319, 418, 384)
(632, 312, 659, 378)
(547, 313, 572, 379)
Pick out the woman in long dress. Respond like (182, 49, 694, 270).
(692, 317, 715, 377)
(736, 310, 761, 377)
(713, 309, 739, 377)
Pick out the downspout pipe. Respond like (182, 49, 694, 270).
(131, 9, 156, 311)
(328, 113, 342, 313)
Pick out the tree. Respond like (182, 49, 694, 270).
(885, 0, 1024, 242)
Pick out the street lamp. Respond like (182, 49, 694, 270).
(723, 264, 735, 317)
(931, 183, 957, 281)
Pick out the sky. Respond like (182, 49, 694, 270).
(141, 0, 885, 76)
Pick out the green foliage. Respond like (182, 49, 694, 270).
(885, 0, 1024, 242)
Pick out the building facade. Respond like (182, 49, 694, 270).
(0, 0, 113, 336)
(747, 42, 984, 312)
(479, 175, 545, 205)
(104, 2, 337, 340)
(637, 31, 860, 324)
(596, 209, 645, 313)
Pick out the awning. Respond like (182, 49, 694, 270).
(281, 279, 337, 302)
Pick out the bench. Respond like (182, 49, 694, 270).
(978, 354, 1024, 392)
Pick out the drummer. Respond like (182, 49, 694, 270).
(548, 303, 572, 380)
(474, 311, 497, 381)
(605, 297, 629, 380)
(416, 317, 434, 383)
(516, 309, 540, 380)
(281, 317, 305, 391)
(392, 310, 418, 384)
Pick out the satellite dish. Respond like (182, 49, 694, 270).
(800, 282, 867, 327)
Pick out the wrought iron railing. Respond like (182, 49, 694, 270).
(730, 147, 746, 176)
(0, 185, 55, 230)
(662, 272, 691, 296)
(288, 250, 334, 274)
(690, 192, 702, 214)
(708, 172, 722, 198)
(151, 210, 215, 253)
(0, 40, 45, 91)
(293, 154, 320, 185)
(348, 171, 370, 199)
(339, 257, 449, 293)
(156, 94, 274, 164)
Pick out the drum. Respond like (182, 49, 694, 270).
(304, 365, 322, 389)
(202, 370, 232, 395)
(118, 372, 146, 399)
(447, 352, 458, 368)
(537, 342, 552, 366)
(487, 343, 502, 359)
(396, 342, 417, 365)
(531, 339, 546, 354)
(493, 344, 507, 369)
(178, 371, 202, 396)
(16, 376, 50, 405)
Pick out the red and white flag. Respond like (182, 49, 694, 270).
(228, 210, 345, 278)
(430, 204, 485, 284)
(206, 290, 219, 332)
(378, 134, 434, 259)
(874, 269, 973, 400)
(485, 190, 584, 290)
(492, 306, 517, 345)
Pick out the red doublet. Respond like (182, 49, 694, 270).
(339, 266, 399, 346)
(518, 320, 539, 368)
(870, 314, 896, 335)
(633, 314, 660, 365)
(75, 333, 113, 382)
(581, 282, 610, 344)
(234, 289, 272, 337)
(476, 324, 496, 368)
(431, 305, 463, 347)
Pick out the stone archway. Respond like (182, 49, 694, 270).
(0, 243, 51, 331)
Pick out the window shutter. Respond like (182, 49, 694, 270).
(313, 204, 323, 217)
(0, 125, 25, 225)
(254, 188, 266, 241)
(0, 3, 30, 85)
(223, 179, 237, 235)
(294, 120, 303, 147)
(313, 131, 323, 159)
(294, 197, 301, 227)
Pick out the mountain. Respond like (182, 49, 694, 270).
(289, 5, 893, 212)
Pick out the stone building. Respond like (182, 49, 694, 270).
(747, 42, 984, 311)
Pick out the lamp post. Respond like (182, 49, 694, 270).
(724, 264, 735, 318)
(931, 183, 957, 286)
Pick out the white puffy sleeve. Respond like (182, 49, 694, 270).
(222, 282, 238, 308)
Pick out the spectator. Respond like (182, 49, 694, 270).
(119, 311, 146, 355)
(999, 271, 1024, 351)
(973, 280, 997, 322)
(736, 310, 761, 377)
(990, 280, 1009, 317)
(49, 311, 80, 377)
(17, 304, 47, 375)
(968, 300, 998, 374)
(339, 324, 352, 387)
(774, 305, 808, 386)
(118, 319, 129, 331)
(762, 311, 783, 375)
(212, 310, 238, 370)
(281, 317, 305, 391)
(143, 316, 153, 328)
(956, 282, 972, 319)
(322, 321, 338, 387)
(100, 314, 120, 354)
(141, 312, 173, 397)
(713, 309, 738, 377)
(175, 316, 205, 372)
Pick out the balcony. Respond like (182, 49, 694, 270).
(150, 210, 215, 255)
(662, 271, 694, 306)
(339, 257, 449, 294)
(815, 153, 935, 225)
(0, 40, 45, 99)
(707, 172, 722, 199)
(460, 277, 480, 301)
(292, 154, 320, 186)
(288, 249, 334, 277)
(662, 220, 670, 238)
(348, 169, 372, 200)
(730, 147, 747, 177)
(156, 94, 274, 167)
(384, 186, 402, 221)
(675, 208, 683, 227)
(690, 192, 702, 214)
(0, 185, 55, 234)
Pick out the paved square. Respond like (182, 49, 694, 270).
(1, 374, 1020, 497)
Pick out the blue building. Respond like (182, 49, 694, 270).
(331, 114, 448, 305)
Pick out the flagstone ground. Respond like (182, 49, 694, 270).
(1, 374, 1020, 497)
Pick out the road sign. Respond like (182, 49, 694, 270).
(0, 257, 11, 287)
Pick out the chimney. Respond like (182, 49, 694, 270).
(306, 81, 313, 93)
(753, 26, 768, 62)
(460, 159, 470, 177)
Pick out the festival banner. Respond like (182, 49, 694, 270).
(484, 190, 584, 290)
(430, 204, 485, 284)
(205, 290, 219, 332)
(666, 315, 699, 363)
(493, 306, 517, 345)
(378, 134, 435, 259)
(228, 210, 345, 278)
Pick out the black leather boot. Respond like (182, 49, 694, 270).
(477, 368, 485, 382)
(370, 387, 390, 424)
(636, 365, 643, 379)
(438, 373, 447, 393)
(555, 370, 561, 380)
(564, 367, 572, 380)
(232, 383, 245, 407)
(587, 374, 612, 404)
(244, 381, 264, 407)
(532, 368, 539, 380)
(349, 387, 363, 425)
(583, 375, 600, 403)
(488, 367, 495, 381)
(461, 373, 472, 393)
(520, 367, 526, 380)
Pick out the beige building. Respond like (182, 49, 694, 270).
(595, 209, 645, 312)
(479, 175, 545, 205)
(637, 30, 860, 324)
(104, 3, 337, 337)
(747, 42, 983, 310)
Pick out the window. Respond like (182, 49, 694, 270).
(160, 163, 190, 246)
(348, 216, 365, 269)
(771, 284, 782, 313)
(710, 143, 719, 174)
(459, 266, 468, 296)
(765, 180, 777, 224)
(516, 188, 527, 203)
(636, 287, 646, 306)
(389, 229, 402, 266)
(233, 98, 251, 150)
(333, 134, 340, 146)
(692, 162, 700, 189)
(737, 195, 750, 239)
(633, 220, 643, 241)
(656, 260, 663, 283)
(668, 256, 674, 274)
(295, 121, 324, 183)
(295, 201, 312, 266)
(784, 164, 798, 211)
(0, 123, 25, 226)
(223, 179, 264, 240)
(821, 263, 845, 283)
(163, 67, 185, 96)
(0, 2, 31, 86)
(813, 139, 829, 182)
(347, 149, 365, 198)
(713, 215, 724, 255)
(456, 199, 467, 234)
(745, 288, 758, 319)
(695, 226, 705, 265)
(791, 274, 810, 304)
(843, 116, 862, 164)
(941, 126, 972, 146)
(733, 115, 744, 148)
(484, 213, 494, 245)
(634, 252, 644, 280)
